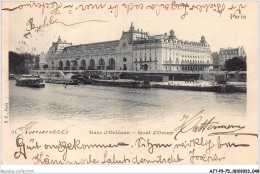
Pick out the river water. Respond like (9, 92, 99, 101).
(9, 80, 246, 123)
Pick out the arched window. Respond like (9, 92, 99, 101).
(99, 58, 105, 70)
(51, 61, 55, 70)
(109, 58, 115, 70)
(73, 60, 78, 67)
(59, 61, 63, 70)
(90, 59, 95, 69)
(80, 59, 86, 70)
(65, 60, 70, 70)
(81, 59, 86, 67)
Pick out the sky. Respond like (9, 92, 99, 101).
(2, 1, 258, 55)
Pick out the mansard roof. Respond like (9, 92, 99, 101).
(64, 40, 119, 51)
(121, 32, 132, 42)
(133, 36, 209, 47)
(220, 47, 239, 51)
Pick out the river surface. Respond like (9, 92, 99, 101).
(9, 80, 247, 123)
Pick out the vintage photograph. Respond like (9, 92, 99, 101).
(1, 0, 258, 170)
(9, 21, 247, 123)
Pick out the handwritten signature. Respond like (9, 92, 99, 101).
(2, 1, 247, 32)
(15, 121, 70, 135)
(174, 110, 258, 140)
(26, 15, 107, 31)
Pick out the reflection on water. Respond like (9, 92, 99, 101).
(9, 80, 246, 123)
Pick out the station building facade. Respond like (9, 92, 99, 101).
(46, 23, 213, 72)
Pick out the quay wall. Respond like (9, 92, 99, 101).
(29, 70, 246, 82)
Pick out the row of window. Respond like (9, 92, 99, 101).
(135, 52, 157, 55)
(181, 60, 205, 63)
(220, 55, 237, 58)
(80, 64, 208, 71)
(135, 57, 158, 62)
(53, 58, 128, 70)
(52, 57, 127, 68)
(220, 51, 238, 54)
(134, 47, 209, 53)
(163, 59, 206, 64)
(134, 42, 209, 48)
(135, 64, 157, 71)
(182, 55, 206, 59)
(134, 50, 209, 57)
(135, 54, 207, 62)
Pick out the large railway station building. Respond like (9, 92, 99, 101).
(46, 23, 213, 72)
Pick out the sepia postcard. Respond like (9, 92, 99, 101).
(1, 0, 259, 173)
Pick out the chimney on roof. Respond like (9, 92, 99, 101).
(200, 35, 206, 44)
(58, 35, 61, 42)
(129, 22, 135, 32)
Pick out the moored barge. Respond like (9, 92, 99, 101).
(90, 79, 151, 89)
(16, 75, 45, 88)
(44, 71, 78, 85)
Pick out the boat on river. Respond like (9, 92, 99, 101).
(16, 75, 45, 88)
(44, 71, 78, 85)
(153, 83, 222, 92)
(90, 79, 151, 89)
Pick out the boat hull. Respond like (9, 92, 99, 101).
(90, 79, 151, 89)
(153, 84, 222, 92)
(45, 79, 78, 85)
(44, 71, 79, 85)
(16, 78, 45, 88)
